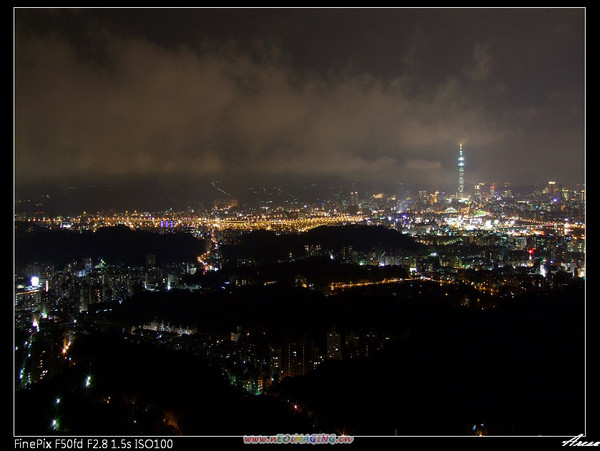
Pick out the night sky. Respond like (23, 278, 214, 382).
(14, 8, 585, 204)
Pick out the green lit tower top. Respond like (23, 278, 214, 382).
(457, 143, 464, 198)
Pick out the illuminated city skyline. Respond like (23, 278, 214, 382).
(13, 7, 587, 444)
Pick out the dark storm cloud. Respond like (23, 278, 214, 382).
(14, 8, 585, 191)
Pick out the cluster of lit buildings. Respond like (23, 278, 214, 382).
(126, 320, 391, 397)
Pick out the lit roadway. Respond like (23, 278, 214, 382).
(193, 214, 366, 232)
(30, 212, 366, 233)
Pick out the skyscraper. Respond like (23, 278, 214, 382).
(457, 143, 464, 198)
(282, 335, 315, 378)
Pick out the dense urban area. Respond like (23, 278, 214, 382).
(14, 179, 585, 437)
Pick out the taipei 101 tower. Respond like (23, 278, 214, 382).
(457, 143, 464, 198)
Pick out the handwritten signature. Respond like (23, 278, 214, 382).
(563, 435, 600, 446)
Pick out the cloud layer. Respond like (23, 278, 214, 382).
(15, 9, 585, 191)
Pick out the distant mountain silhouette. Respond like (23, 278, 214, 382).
(220, 225, 424, 263)
(14, 224, 211, 267)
